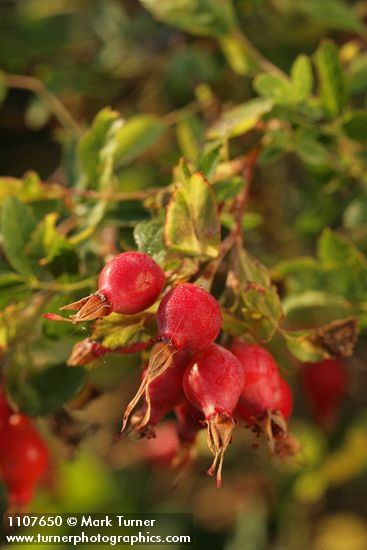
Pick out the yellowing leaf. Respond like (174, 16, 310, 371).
(164, 170, 220, 258)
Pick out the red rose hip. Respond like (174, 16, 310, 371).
(301, 358, 348, 427)
(0, 413, 49, 506)
(157, 283, 222, 351)
(50, 252, 165, 323)
(122, 283, 222, 432)
(183, 344, 243, 487)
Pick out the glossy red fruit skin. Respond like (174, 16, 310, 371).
(301, 358, 347, 423)
(236, 376, 293, 423)
(157, 284, 222, 351)
(0, 414, 49, 505)
(140, 352, 190, 425)
(175, 399, 205, 443)
(98, 252, 165, 315)
(230, 341, 279, 386)
(183, 344, 243, 417)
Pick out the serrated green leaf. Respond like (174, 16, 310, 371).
(315, 41, 346, 117)
(1, 196, 39, 277)
(78, 107, 123, 190)
(115, 115, 165, 166)
(342, 111, 367, 142)
(207, 98, 272, 140)
(254, 74, 297, 105)
(164, 171, 220, 258)
(140, 0, 236, 37)
(291, 54, 313, 101)
(134, 217, 166, 262)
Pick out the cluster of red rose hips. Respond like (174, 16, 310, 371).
(0, 251, 349, 506)
(46, 251, 304, 487)
(0, 390, 48, 506)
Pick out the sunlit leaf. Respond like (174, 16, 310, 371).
(140, 0, 236, 37)
(1, 196, 39, 277)
(164, 169, 221, 258)
(315, 41, 346, 117)
(115, 115, 165, 166)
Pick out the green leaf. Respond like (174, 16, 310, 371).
(315, 41, 346, 117)
(134, 217, 166, 262)
(27, 212, 78, 276)
(140, 0, 236, 37)
(318, 228, 367, 268)
(239, 284, 283, 342)
(274, 230, 367, 304)
(197, 143, 221, 179)
(295, 130, 330, 167)
(30, 365, 86, 415)
(0, 172, 65, 204)
(284, 331, 330, 362)
(219, 34, 250, 75)
(282, 291, 353, 315)
(297, 0, 363, 33)
(164, 170, 221, 258)
(207, 98, 272, 140)
(343, 111, 367, 142)
(254, 74, 296, 105)
(223, 249, 283, 342)
(78, 107, 124, 190)
(92, 312, 156, 350)
(0, 272, 24, 289)
(115, 115, 165, 166)
(343, 198, 367, 229)
(1, 196, 39, 277)
(291, 54, 313, 101)
(176, 117, 203, 162)
(213, 176, 244, 202)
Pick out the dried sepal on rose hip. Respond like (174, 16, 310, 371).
(231, 341, 297, 456)
(0, 412, 49, 506)
(121, 283, 222, 432)
(67, 338, 151, 366)
(183, 344, 243, 488)
(301, 357, 348, 427)
(126, 352, 190, 436)
(44, 251, 165, 324)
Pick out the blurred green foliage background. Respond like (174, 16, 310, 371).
(2, 1, 367, 549)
